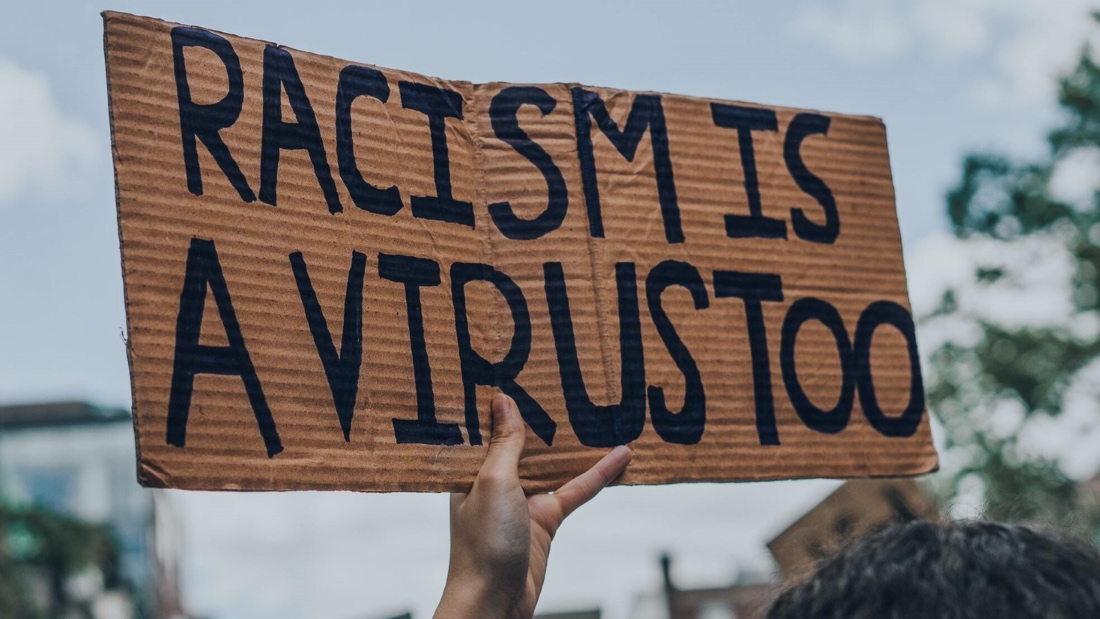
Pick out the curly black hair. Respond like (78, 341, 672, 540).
(768, 520, 1100, 619)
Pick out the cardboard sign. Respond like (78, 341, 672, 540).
(767, 479, 939, 578)
(104, 12, 938, 492)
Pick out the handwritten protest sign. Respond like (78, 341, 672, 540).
(104, 12, 938, 492)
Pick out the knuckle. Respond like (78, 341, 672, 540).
(492, 422, 522, 442)
(476, 469, 510, 489)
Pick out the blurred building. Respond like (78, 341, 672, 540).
(638, 554, 773, 619)
(536, 610, 601, 619)
(766, 478, 938, 579)
(353, 605, 600, 617)
(354, 611, 411, 619)
(628, 554, 774, 619)
(0, 400, 186, 618)
(629, 479, 939, 619)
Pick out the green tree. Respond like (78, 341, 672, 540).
(0, 502, 121, 619)
(926, 13, 1100, 536)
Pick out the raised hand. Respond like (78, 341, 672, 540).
(435, 393, 633, 619)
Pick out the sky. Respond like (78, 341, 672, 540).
(0, 1, 1096, 617)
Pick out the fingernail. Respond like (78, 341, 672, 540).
(611, 445, 633, 461)
(492, 392, 508, 415)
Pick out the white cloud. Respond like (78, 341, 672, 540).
(0, 58, 99, 204)
(908, 231, 1078, 331)
(798, 0, 1097, 108)
(798, 0, 912, 60)
(912, 0, 993, 56)
(1013, 356, 1100, 480)
(1049, 146, 1100, 208)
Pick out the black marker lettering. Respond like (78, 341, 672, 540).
(335, 66, 402, 216)
(854, 301, 925, 438)
(399, 81, 474, 227)
(713, 270, 784, 445)
(290, 251, 367, 442)
(451, 262, 555, 445)
(780, 297, 853, 434)
(378, 253, 462, 445)
(488, 86, 568, 240)
(260, 46, 342, 214)
(710, 103, 787, 240)
(572, 88, 682, 243)
(646, 260, 709, 445)
(785, 113, 839, 244)
(166, 238, 282, 457)
(171, 27, 255, 202)
(544, 262, 646, 447)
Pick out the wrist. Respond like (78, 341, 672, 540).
(435, 571, 518, 619)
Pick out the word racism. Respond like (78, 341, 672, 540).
(105, 13, 937, 491)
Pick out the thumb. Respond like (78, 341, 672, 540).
(481, 393, 526, 479)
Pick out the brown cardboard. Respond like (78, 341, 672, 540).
(767, 479, 940, 578)
(104, 12, 939, 493)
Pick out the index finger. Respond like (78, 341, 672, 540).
(552, 445, 633, 518)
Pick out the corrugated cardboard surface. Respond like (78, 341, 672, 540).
(105, 12, 938, 493)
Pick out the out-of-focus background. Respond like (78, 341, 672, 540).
(2, 1, 1099, 617)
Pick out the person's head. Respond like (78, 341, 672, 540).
(767, 520, 1100, 619)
